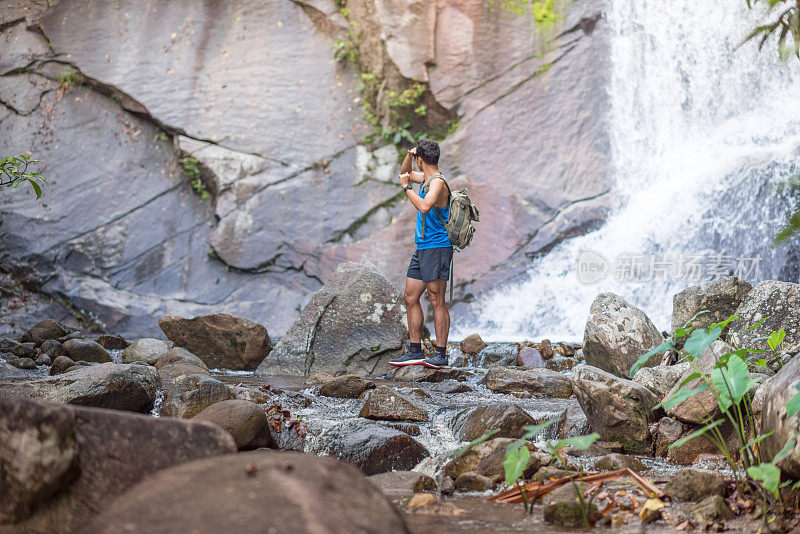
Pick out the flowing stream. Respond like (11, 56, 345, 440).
(457, 0, 800, 342)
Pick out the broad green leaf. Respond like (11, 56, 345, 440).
(630, 338, 675, 378)
(710, 355, 755, 411)
(683, 326, 722, 359)
(554, 433, 600, 452)
(773, 438, 796, 464)
(767, 329, 786, 351)
(709, 314, 737, 333)
(656, 383, 709, 412)
(503, 444, 530, 486)
(676, 372, 703, 389)
(450, 428, 500, 458)
(747, 463, 782, 497)
(669, 420, 723, 450)
(787, 388, 800, 418)
(29, 180, 42, 199)
(508, 418, 560, 454)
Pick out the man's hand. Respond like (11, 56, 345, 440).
(399, 172, 410, 188)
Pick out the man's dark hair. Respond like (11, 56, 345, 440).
(415, 138, 440, 165)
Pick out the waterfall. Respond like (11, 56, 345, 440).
(457, 0, 800, 341)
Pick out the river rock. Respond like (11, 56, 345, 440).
(0, 363, 160, 413)
(230, 385, 272, 405)
(594, 453, 646, 472)
(451, 404, 537, 442)
(476, 343, 518, 367)
(192, 399, 270, 450)
(760, 354, 800, 477)
(654, 417, 683, 457)
(687, 494, 733, 524)
(49, 356, 76, 376)
(305, 372, 335, 385)
(368, 471, 437, 493)
(81, 451, 409, 534)
(428, 380, 472, 394)
(330, 422, 429, 475)
(35, 353, 52, 366)
(0, 360, 26, 379)
(159, 313, 271, 370)
(154, 347, 210, 385)
(94, 334, 129, 350)
(255, 263, 407, 378)
(443, 437, 547, 483)
(571, 365, 659, 454)
(671, 277, 752, 334)
(13, 357, 36, 369)
(385, 365, 466, 382)
(727, 281, 800, 356)
(483, 366, 573, 397)
(12, 342, 37, 359)
(160, 374, 234, 419)
(359, 386, 428, 422)
(633, 362, 691, 398)
(40, 339, 67, 359)
(517, 347, 545, 367)
(319, 374, 376, 398)
(454, 472, 494, 492)
(460, 333, 487, 355)
(664, 468, 726, 501)
(62, 339, 111, 363)
(21, 319, 70, 346)
(0, 396, 235, 532)
(583, 293, 665, 378)
(546, 355, 578, 372)
(122, 338, 173, 365)
(531, 465, 572, 482)
(544, 500, 597, 528)
(663, 341, 731, 425)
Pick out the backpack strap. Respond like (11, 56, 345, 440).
(449, 254, 453, 308)
(429, 173, 450, 226)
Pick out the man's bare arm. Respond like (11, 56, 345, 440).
(400, 149, 424, 183)
(400, 174, 445, 214)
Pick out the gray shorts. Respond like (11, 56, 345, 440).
(407, 247, 453, 282)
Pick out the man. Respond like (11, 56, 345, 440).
(389, 138, 452, 369)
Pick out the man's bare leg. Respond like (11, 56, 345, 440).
(404, 277, 425, 343)
(425, 279, 450, 347)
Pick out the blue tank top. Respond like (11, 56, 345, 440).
(415, 175, 452, 249)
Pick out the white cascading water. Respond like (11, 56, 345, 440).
(457, 0, 800, 341)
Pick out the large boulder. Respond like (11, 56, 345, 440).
(158, 313, 271, 370)
(0, 363, 160, 413)
(62, 339, 112, 363)
(760, 354, 800, 478)
(632, 362, 690, 398)
(671, 277, 752, 333)
(451, 404, 538, 442)
(154, 348, 210, 386)
(571, 365, 659, 454)
(121, 338, 172, 365)
(728, 281, 800, 356)
(192, 400, 270, 450)
(329, 422, 429, 475)
(583, 293, 664, 378)
(359, 386, 428, 423)
(256, 263, 408, 378)
(663, 341, 731, 425)
(0, 397, 235, 533)
(482, 366, 573, 397)
(160, 374, 234, 419)
(81, 452, 410, 534)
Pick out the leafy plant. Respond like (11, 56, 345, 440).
(1, 154, 46, 199)
(488, 0, 570, 31)
(179, 156, 210, 200)
(57, 68, 84, 90)
(743, 0, 800, 61)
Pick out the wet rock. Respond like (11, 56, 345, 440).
(439, 476, 455, 496)
(305, 372, 335, 385)
(594, 453, 646, 472)
(654, 417, 683, 457)
(583, 293, 665, 378)
(428, 380, 472, 394)
(517, 347, 545, 367)
(476, 343, 518, 367)
(452, 404, 537, 442)
(35, 353, 52, 366)
(0, 360, 26, 379)
(687, 494, 733, 524)
(546, 355, 578, 372)
(571, 365, 659, 454)
(544, 500, 597, 527)
(63, 339, 111, 363)
(192, 400, 270, 450)
(664, 341, 731, 424)
(665, 468, 726, 501)
(359, 386, 428, 422)
(12, 342, 37, 359)
(14, 357, 36, 369)
(230, 385, 272, 405)
(49, 356, 76, 376)
(154, 348, 210, 386)
(159, 313, 271, 370)
(21, 319, 70, 346)
(444, 437, 547, 483)
(666, 426, 726, 466)
(0, 338, 19, 352)
(454, 472, 494, 492)
(672, 277, 752, 334)
(330, 422, 429, 475)
(122, 338, 172, 365)
(397, 386, 431, 400)
(483, 366, 573, 397)
(540, 339, 554, 359)
(94, 334, 129, 350)
(385, 365, 466, 382)
(256, 263, 407, 378)
(531, 465, 572, 482)
(460, 333, 487, 355)
(0, 363, 160, 413)
(383, 422, 421, 436)
(368, 471, 436, 493)
(160, 374, 234, 419)
(728, 281, 800, 357)
(633, 362, 691, 398)
(760, 354, 800, 477)
(319, 374, 376, 398)
(40, 339, 67, 359)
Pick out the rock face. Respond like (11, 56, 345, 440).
(0, 397, 235, 533)
(583, 293, 665, 378)
(330, 422, 429, 475)
(0, 363, 160, 413)
(760, 354, 800, 477)
(256, 263, 408, 377)
(192, 400, 269, 450)
(482, 366, 573, 397)
(728, 281, 800, 354)
(571, 365, 659, 454)
(671, 277, 752, 333)
(158, 313, 271, 370)
(359, 386, 428, 422)
(81, 451, 411, 534)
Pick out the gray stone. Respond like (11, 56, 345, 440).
(14, 357, 36, 369)
(160, 374, 234, 419)
(728, 281, 800, 361)
(40, 340, 67, 359)
(633, 362, 691, 398)
(359, 386, 428, 422)
(687, 494, 733, 524)
(121, 338, 173, 365)
(451, 404, 537, 442)
(154, 348, 211, 386)
(256, 263, 408, 377)
(664, 468, 726, 501)
(546, 355, 578, 372)
(443, 437, 548, 484)
(49, 356, 76, 376)
(385, 365, 466, 382)
(35, 353, 52, 366)
(22, 320, 70, 346)
(476, 343, 518, 367)
(760, 354, 800, 478)
(671, 277, 752, 334)
(663, 341, 731, 425)
(367, 471, 437, 493)
(583, 293, 665, 378)
(454, 472, 494, 492)
(517, 347, 545, 367)
(319, 374, 376, 399)
(0, 360, 26, 379)
(329, 422, 429, 475)
(63, 339, 112, 363)
(594, 453, 646, 472)
(483, 366, 573, 397)
(12, 342, 37, 359)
